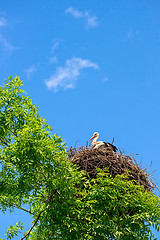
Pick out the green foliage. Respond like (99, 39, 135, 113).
(5, 222, 24, 239)
(76, 170, 160, 239)
(0, 77, 160, 239)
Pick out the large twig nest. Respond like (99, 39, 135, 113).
(68, 146, 156, 191)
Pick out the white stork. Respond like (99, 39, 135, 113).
(89, 132, 117, 152)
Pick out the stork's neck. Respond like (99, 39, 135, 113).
(91, 136, 99, 146)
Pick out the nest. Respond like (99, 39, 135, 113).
(68, 146, 156, 191)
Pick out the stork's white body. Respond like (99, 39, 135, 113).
(90, 136, 104, 149)
(89, 132, 105, 149)
(89, 132, 117, 152)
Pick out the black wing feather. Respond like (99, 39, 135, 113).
(103, 142, 117, 152)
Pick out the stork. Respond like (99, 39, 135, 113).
(89, 132, 117, 152)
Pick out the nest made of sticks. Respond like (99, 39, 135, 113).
(68, 146, 156, 192)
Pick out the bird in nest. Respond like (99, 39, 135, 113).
(89, 132, 117, 152)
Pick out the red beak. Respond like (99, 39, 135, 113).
(89, 136, 95, 141)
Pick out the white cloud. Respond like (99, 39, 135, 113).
(66, 7, 83, 18)
(0, 17, 7, 27)
(48, 40, 62, 64)
(0, 34, 15, 53)
(0, 16, 16, 54)
(84, 13, 98, 28)
(127, 28, 140, 39)
(44, 57, 98, 92)
(51, 41, 60, 53)
(66, 7, 98, 28)
(25, 65, 36, 79)
(49, 56, 57, 64)
(102, 77, 108, 83)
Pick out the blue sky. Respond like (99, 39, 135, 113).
(0, 0, 160, 238)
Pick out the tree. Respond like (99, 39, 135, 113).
(0, 77, 160, 240)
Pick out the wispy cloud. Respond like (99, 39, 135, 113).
(0, 34, 15, 53)
(102, 77, 108, 83)
(127, 28, 140, 40)
(49, 56, 57, 64)
(85, 14, 98, 28)
(44, 57, 98, 92)
(66, 7, 83, 19)
(48, 40, 61, 64)
(66, 7, 98, 28)
(0, 17, 7, 27)
(25, 65, 36, 79)
(0, 16, 16, 55)
(51, 41, 60, 53)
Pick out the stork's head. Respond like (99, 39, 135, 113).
(89, 132, 99, 141)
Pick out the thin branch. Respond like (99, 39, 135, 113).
(20, 208, 47, 240)
(10, 129, 17, 137)
(0, 138, 9, 147)
(35, 168, 47, 181)
(40, 171, 47, 180)
(12, 204, 34, 215)
(17, 230, 25, 234)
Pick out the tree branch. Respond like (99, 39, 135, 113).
(10, 128, 17, 137)
(12, 204, 34, 215)
(35, 168, 47, 181)
(20, 208, 47, 240)
(0, 138, 9, 147)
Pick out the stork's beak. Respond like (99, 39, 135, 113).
(89, 135, 95, 141)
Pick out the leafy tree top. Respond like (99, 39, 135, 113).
(0, 77, 160, 240)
